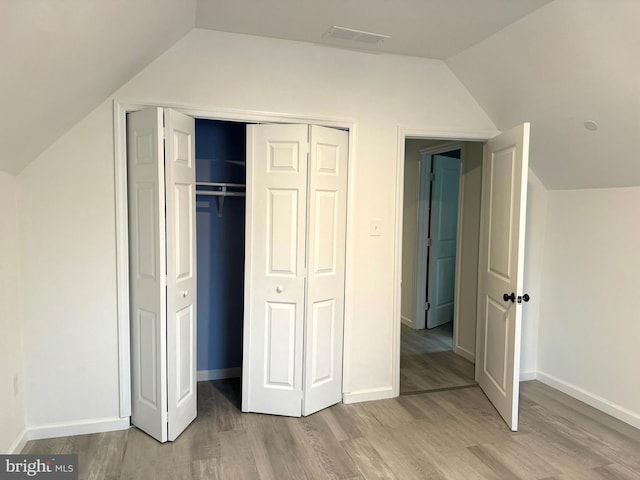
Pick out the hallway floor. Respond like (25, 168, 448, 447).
(400, 322, 476, 394)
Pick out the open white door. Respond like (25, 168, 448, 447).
(127, 107, 168, 442)
(303, 125, 348, 415)
(243, 124, 308, 416)
(427, 155, 461, 329)
(476, 123, 530, 431)
(128, 107, 197, 442)
(164, 109, 197, 441)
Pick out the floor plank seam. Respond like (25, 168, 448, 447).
(400, 383, 479, 396)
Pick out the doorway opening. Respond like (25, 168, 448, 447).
(193, 118, 248, 406)
(399, 139, 483, 395)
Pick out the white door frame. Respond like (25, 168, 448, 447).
(393, 127, 498, 397)
(414, 142, 462, 330)
(113, 100, 357, 417)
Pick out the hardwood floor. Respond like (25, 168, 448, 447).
(22, 379, 640, 479)
(400, 350, 476, 394)
(401, 322, 454, 355)
(400, 322, 476, 394)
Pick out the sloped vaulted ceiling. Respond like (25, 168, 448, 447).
(0, 0, 550, 174)
(447, 0, 640, 189)
(5, 0, 638, 191)
(0, 0, 196, 174)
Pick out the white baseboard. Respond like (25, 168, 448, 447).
(454, 346, 475, 363)
(27, 417, 130, 441)
(537, 371, 640, 430)
(343, 386, 394, 404)
(197, 367, 241, 382)
(8, 429, 28, 454)
(519, 369, 537, 381)
(401, 316, 415, 328)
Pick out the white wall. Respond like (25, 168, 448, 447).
(454, 142, 483, 361)
(520, 169, 548, 378)
(400, 140, 421, 325)
(19, 28, 496, 430)
(20, 104, 124, 434)
(537, 186, 640, 428)
(0, 172, 26, 453)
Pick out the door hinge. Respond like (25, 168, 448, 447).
(425, 302, 430, 311)
(426, 238, 432, 247)
(429, 172, 435, 181)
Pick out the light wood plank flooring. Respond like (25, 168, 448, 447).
(22, 380, 640, 479)
(401, 322, 454, 356)
(400, 322, 476, 394)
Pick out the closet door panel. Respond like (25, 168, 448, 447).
(303, 125, 348, 416)
(265, 302, 297, 388)
(165, 109, 197, 441)
(309, 299, 336, 385)
(127, 107, 168, 443)
(244, 124, 308, 417)
(267, 189, 299, 275)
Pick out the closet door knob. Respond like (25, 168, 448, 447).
(181, 290, 188, 298)
(276, 285, 284, 293)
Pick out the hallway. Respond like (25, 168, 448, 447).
(400, 323, 476, 395)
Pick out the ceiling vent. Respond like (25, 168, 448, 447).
(323, 26, 391, 45)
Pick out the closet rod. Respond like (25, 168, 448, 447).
(196, 182, 245, 188)
(195, 182, 245, 217)
(195, 191, 245, 197)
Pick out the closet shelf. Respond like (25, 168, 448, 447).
(196, 182, 245, 217)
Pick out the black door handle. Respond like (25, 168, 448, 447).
(518, 294, 530, 303)
(503, 293, 531, 303)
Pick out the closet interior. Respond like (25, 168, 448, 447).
(195, 119, 247, 386)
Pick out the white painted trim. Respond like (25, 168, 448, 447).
(536, 371, 640, 430)
(418, 142, 464, 156)
(393, 128, 406, 398)
(400, 315, 415, 328)
(414, 152, 431, 330)
(27, 417, 130, 441)
(403, 127, 499, 142)
(241, 125, 254, 412)
(113, 101, 131, 419)
(114, 100, 357, 418)
(342, 124, 358, 409)
(453, 144, 474, 362)
(343, 386, 394, 404)
(454, 346, 475, 363)
(394, 127, 495, 399)
(197, 368, 241, 382)
(7, 430, 28, 454)
(519, 370, 537, 382)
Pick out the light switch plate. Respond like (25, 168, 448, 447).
(370, 219, 382, 236)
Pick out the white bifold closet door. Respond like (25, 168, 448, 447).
(243, 124, 348, 417)
(127, 107, 197, 443)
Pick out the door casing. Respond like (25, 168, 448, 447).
(113, 101, 357, 418)
(393, 127, 499, 397)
